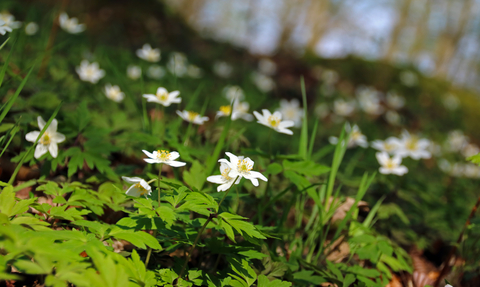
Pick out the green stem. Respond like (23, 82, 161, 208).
(177, 176, 240, 280)
(144, 164, 163, 268)
(144, 230, 156, 267)
(157, 163, 163, 207)
(183, 122, 193, 146)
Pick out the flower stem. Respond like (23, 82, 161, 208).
(177, 176, 239, 280)
(183, 122, 193, 146)
(144, 164, 163, 268)
(157, 163, 163, 207)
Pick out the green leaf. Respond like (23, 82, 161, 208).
(183, 160, 206, 191)
(219, 212, 266, 240)
(343, 274, 356, 287)
(292, 270, 326, 285)
(265, 163, 283, 175)
(156, 205, 176, 227)
(28, 91, 61, 109)
(10, 216, 50, 230)
(230, 258, 257, 287)
(467, 153, 480, 165)
(283, 160, 330, 177)
(179, 192, 217, 216)
(298, 76, 308, 160)
(257, 274, 292, 287)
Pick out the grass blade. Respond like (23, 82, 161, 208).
(8, 103, 62, 185)
(0, 37, 9, 50)
(0, 125, 19, 158)
(298, 76, 308, 160)
(0, 65, 34, 124)
(0, 37, 15, 89)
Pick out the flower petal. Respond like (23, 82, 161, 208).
(142, 150, 155, 159)
(37, 116, 46, 130)
(122, 176, 143, 183)
(167, 161, 186, 167)
(25, 131, 40, 142)
(49, 143, 58, 158)
(34, 144, 48, 159)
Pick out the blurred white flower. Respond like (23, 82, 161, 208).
(176, 110, 209, 125)
(147, 65, 165, 79)
(321, 69, 339, 85)
(258, 58, 277, 76)
(167, 52, 188, 77)
(24, 22, 38, 35)
(136, 44, 160, 62)
(443, 93, 460, 111)
(25, 116, 66, 159)
(104, 84, 125, 102)
(59, 12, 85, 34)
(0, 20, 12, 35)
(399, 71, 418, 87)
(463, 164, 480, 178)
(462, 143, 480, 158)
(219, 152, 268, 187)
(252, 72, 275, 93)
(223, 85, 245, 102)
(142, 149, 186, 167)
(76, 60, 105, 84)
(371, 137, 402, 154)
(206, 162, 241, 192)
(427, 141, 442, 157)
(216, 101, 253, 121)
(357, 86, 383, 115)
(187, 65, 203, 78)
(386, 92, 405, 109)
(385, 110, 401, 125)
(121, 177, 152, 198)
(143, 87, 181, 107)
(314, 103, 329, 119)
(333, 99, 356, 117)
(127, 65, 141, 80)
(329, 123, 368, 148)
(445, 130, 468, 152)
(277, 99, 303, 128)
(0, 12, 21, 31)
(213, 61, 233, 78)
(396, 130, 431, 159)
(253, 109, 294, 135)
(376, 152, 408, 175)
(438, 159, 452, 173)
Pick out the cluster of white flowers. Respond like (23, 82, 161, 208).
(329, 123, 368, 148)
(436, 130, 480, 178)
(207, 152, 267, 191)
(213, 61, 233, 78)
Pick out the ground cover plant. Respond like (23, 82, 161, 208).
(1, 1, 480, 286)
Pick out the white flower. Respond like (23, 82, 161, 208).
(251, 72, 275, 93)
(357, 86, 383, 115)
(127, 65, 141, 80)
(386, 92, 405, 109)
(315, 103, 329, 119)
(396, 130, 431, 159)
(462, 143, 480, 158)
(445, 130, 468, 152)
(136, 44, 160, 62)
(333, 99, 356, 117)
(143, 87, 181, 107)
(253, 109, 294, 135)
(142, 150, 186, 167)
(25, 116, 66, 159)
(76, 60, 105, 84)
(445, 284, 453, 287)
(176, 110, 209, 125)
(147, 65, 165, 79)
(321, 69, 339, 85)
(376, 152, 408, 176)
(385, 110, 401, 125)
(0, 12, 21, 32)
(277, 99, 303, 128)
(167, 52, 188, 77)
(187, 65, 203, 78)
(25, 22, 39, 35)
(0, 20, 12, 35)
(216, 101, 253, 121)
(121, 177, 152, 198)
(258, 58, 276, 76)
(371, 137, 402, 154)
(218, 152, 268, 187)
(206, 162, 241, 191)
(329, 123, 368, 148)
(213, 61, 233, 78)
(443, 93, 460, 110)
(223, 85, 245, 102)
(104, 84, 125, 102)
(59, 12, 85, 34)
(399, 71, 418, 87)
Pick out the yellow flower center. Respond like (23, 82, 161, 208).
(406, 138, 418, 151)
(157, 91, 168, 101)
(351, 131, 362, 140)
(385, 159, 396, 169)
(221, 166, 232, 180)
(134, 183, 149, 195)
(40, 132, 51, 145)
(156, 150, 171, 161)
(237, 159, 252, 174)
(268, 115, 280, 127)
(384, 143, 394, 151)
(187, 111, 199, 122)
(220, 105, 231, 115)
